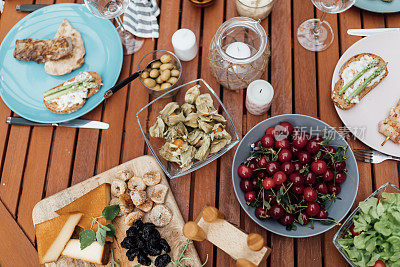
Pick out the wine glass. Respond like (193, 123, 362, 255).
(297, 0, 356, 52)
(84, 0, 143, 55)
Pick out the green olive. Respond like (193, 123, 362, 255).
(143, 78, 156, 88)
(150, 61, 162, 69)
(153, 84, 161, 90)
(161, 83, 172, 89)
(171, 69, 180, 77)
(156, 76, 163, 84)
(160, 70, 171, 82)
(160, 63, 174, 71)
(149, 69, 159, 78)
(141, 71, 150, 79)
(167, 77, 178, 84)
(160, 54, 172, 64)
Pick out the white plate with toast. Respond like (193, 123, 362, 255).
(0, 4, 123, 123)
(332, 31, 400, 157)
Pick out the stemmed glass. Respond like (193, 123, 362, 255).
(297, 0, 356, 52)
(84, 0, 143, 55)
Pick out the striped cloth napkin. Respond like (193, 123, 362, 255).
(123, 0, 160, 39)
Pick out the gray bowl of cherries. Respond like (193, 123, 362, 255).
(232, 114, 359, 238)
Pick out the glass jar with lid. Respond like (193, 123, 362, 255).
(208, 17, 269, 91)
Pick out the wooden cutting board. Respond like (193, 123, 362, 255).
(32, 155, 201, 267)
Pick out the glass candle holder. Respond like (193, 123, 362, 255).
(208, 17, 269, 91)
(236, 0, 275, 20)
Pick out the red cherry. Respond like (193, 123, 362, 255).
(289, 172, 304, 186)
(293, 134, 308, 149)
(270, 204, 285, 219)
(373, 260, 386, 267)
(238, 164, 253, 178)
(279, 121, 294, 135)
(250, 177, 258, 188)
(298, 151, 312, 164)
(323, 169, 334, 182)
(300, 213, 310, 225)
(265, 126, 276, 136)
(328, 183, 341, 195)
(292, 185, 304, 195)
(327, 146, 336, 154)
(273, 171, 287, 185)
(311, 160, 327, 175)
(265, 194, 277, 204)
(335, 172, 347, 184)
(255, 206, 268, 219)
(316, 183, 329, 194)
(306, 202, 320, 217)
(317, 209, 329, 219)
(240, 179, 253, 192)
(279, 213, 295, 226)
(248, 160, 258, 170)
(275, 138, 290, 149)
(278, 149, 292, 162)
(281, 162, 295, 175)
(306, 138, 321, 154)
(261, 134, 274, 148)
(258, 156, 268, 168)
(303, 187, 318, 202)
(334, 161, 346, 172)
(304, 172, 316, 185)
(245, 191, 256, 203)
(262, 177, 275, 190)
(293, 162, 302, 172)
(350, 225, 361, 237)
(266, 161, 280, 176)
(290, 145, 301, 158)
(256, 171, 266, 180)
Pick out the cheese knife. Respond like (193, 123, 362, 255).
(16, 4, 49, 12)
(6, 117, 109, 129)
(347, 28, 400, 36)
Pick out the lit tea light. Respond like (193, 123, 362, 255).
(245, 80, 274, 115)
(225, 42, 251, 59)
(172, 29, 198, 61)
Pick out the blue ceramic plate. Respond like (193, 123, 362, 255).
(232, 114, 359, 238)
(355, 0, 400, 13)
(0, 3, 123, 123)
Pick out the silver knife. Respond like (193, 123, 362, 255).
(6, 117, 109, 129)
(16, 4, 49, 12)
(347, 28, 400, 37)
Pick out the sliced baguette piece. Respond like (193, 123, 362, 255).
(43, 71, 101, 114)
(35, 213, 83, 264)
(62, 239, 111, 265)
(332, 53, 388, 110)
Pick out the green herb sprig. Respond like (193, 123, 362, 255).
(79, 204, 120, 250)
(171, 239, 208, 267)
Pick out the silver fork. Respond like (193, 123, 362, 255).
(353, 149, 400, 164)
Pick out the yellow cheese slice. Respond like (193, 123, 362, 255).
(62, 239, 110, 265)
(55, 183, 111, 230)
(35, 213, 83, 264)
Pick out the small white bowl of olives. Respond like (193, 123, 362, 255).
(138, 50, 182, 97)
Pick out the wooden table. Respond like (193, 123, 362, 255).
(0, 0, 399, 266)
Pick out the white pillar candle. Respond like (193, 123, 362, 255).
(245, 80, 274, 115)
(225, 42, 251, 59)
(172, 29, 198, 61)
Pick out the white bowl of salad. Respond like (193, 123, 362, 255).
(333, 182, 400, 267)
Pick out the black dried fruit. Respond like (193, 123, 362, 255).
(131, 220, 144, 231)
(147, 245, 162, 256)
(126, 248, 140, 261)
(126, 227, 138, 237)
(155, 254, 172, 267)
(121, 237, 136, 249)
(159, 238, 171, 253)
(143, 222, 156, 229)
(142, 227, 160, 240)
(136, 237, 145, 249)
(137, 253, 152, 266)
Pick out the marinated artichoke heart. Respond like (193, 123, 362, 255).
(185, 85, 201, 104)
(151, 85, 232, 171)
(165, 122, 188, 142)
(184, 113, 199, 128)
(195, 135, 211, 161)
(149, 116, 165, 138)
(181, 103, 196, 116)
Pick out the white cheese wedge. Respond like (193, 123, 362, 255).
(35, 213, 83, 264)
(62, 239, 110, 265)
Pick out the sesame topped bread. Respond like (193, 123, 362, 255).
(43, 71, 101, 114)
(332, 53, 388, 110)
